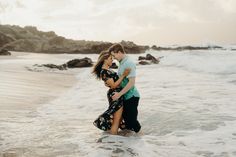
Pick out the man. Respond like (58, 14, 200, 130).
(108, 43, 141, 133)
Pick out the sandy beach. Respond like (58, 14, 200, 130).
(0, 52, 77, 118)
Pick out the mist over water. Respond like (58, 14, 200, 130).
(1, 49, 236, 157)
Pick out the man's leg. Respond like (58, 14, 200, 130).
(122, 100, 129, 129)
(123, 97, 141, 133)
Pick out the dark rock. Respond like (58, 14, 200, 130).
(110, 62, 118, 69)
(146, 54, 155, 60)
(139, 61, 151, 65)
(146, 54, 160, 64)
(33, 57, 93, 70)
(41, 64, 66, 70)
(0, 49, 11, 55)
(67, 57, 93, 68)
(138, 56, 146, 60)
(138, 53, 160, 65)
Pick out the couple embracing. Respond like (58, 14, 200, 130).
(92, 43, 141, 135)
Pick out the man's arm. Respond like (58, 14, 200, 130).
(112, 77, 135, 101)
(119, 77, 135, 96)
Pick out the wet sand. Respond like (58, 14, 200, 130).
(0, 52, 77, 119)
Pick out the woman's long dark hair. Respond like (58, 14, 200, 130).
(92, 51, 110, 80)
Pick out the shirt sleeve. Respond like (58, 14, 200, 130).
(126, 61, 136, 78)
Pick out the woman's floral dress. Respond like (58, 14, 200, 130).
(93, 69, 126, 131)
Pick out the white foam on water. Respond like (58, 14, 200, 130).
(1, 50, 236, 156)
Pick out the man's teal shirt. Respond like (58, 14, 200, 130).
(117, 56, 140, 100)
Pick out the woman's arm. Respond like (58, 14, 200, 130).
(105, 69, 130, 89)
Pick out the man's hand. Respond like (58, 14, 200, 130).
(112, 92, 121, 101)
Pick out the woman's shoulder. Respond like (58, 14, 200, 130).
(100, 69, 112, 81)
(100, 69, 111, 75)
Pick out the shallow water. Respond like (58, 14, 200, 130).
(1, 50, 236, 157)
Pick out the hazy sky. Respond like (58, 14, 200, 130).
(0, 0, 236, 46)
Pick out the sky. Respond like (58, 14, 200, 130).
(0, 0, 236, 46)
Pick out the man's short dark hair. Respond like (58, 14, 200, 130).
(108, 43, 125, 54)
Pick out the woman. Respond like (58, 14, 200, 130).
(92, 51, 130, 135)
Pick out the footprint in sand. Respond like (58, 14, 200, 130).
(111, 148, 125, 157)
(98, 146, 113, 150)
(96, 135, 109, 143)
(126, 147, 138, 156)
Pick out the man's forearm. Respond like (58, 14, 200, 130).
(119, 78, 135, 96)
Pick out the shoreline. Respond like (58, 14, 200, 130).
(0, 52, 78, 119)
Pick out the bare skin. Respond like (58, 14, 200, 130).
(110, 107, 123, 135)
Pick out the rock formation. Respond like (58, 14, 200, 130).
(0, 49, 11, 55)
(138, 54, 162, 65)
(0, 24, 149, 54)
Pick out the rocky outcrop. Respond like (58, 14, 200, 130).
(120, 40, 149, 54)
(39, 64, 67, 70)
(0, 32, 15, 47)
(151, 45, 171, 51)
(0, 49, 11, 55)
(138, 56, 146, 60)
(138, 54, 162, 65)
(0, 24, 148, 54)
(34, 57, 93, 70)
(3, 39, 42, 52)
(145, 54, 160, 64)
(67, 57, 93, 68)
(139, 61, 151, 65)
(151, 45, 223, 51)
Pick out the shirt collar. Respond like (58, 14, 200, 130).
(119, 55, 128, 64)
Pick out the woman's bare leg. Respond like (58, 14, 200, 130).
(110, 107, 123, 135)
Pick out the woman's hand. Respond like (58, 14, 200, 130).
(112, 92, 121, 101)
(122, 68, 131, 77)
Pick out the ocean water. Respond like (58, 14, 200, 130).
(0, 49, 236, 157)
